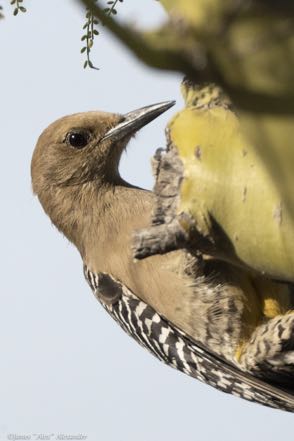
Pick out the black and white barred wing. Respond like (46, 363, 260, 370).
(84, 268, 294, 413)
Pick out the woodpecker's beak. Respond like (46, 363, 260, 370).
(102, 101, 176, 142)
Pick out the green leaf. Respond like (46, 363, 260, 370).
(88, 60, 99, 70)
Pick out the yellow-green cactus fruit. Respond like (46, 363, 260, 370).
(168, 83, 294, 282)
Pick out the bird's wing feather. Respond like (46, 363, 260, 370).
(84, 267, 294, 413)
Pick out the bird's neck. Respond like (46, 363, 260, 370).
(81, 182, 154, 272)
(42, 180, 153, 264)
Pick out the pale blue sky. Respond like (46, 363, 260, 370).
(0, 1, 292, 440)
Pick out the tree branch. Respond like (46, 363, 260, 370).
(77, 0, 208, 78)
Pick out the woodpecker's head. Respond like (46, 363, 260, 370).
(31, 101, 175, 194)
(31, 101, 175, 246)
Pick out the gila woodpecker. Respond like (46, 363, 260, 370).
(31, 102, 294, 412)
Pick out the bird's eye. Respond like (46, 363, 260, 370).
(66, 131, 90, 149)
